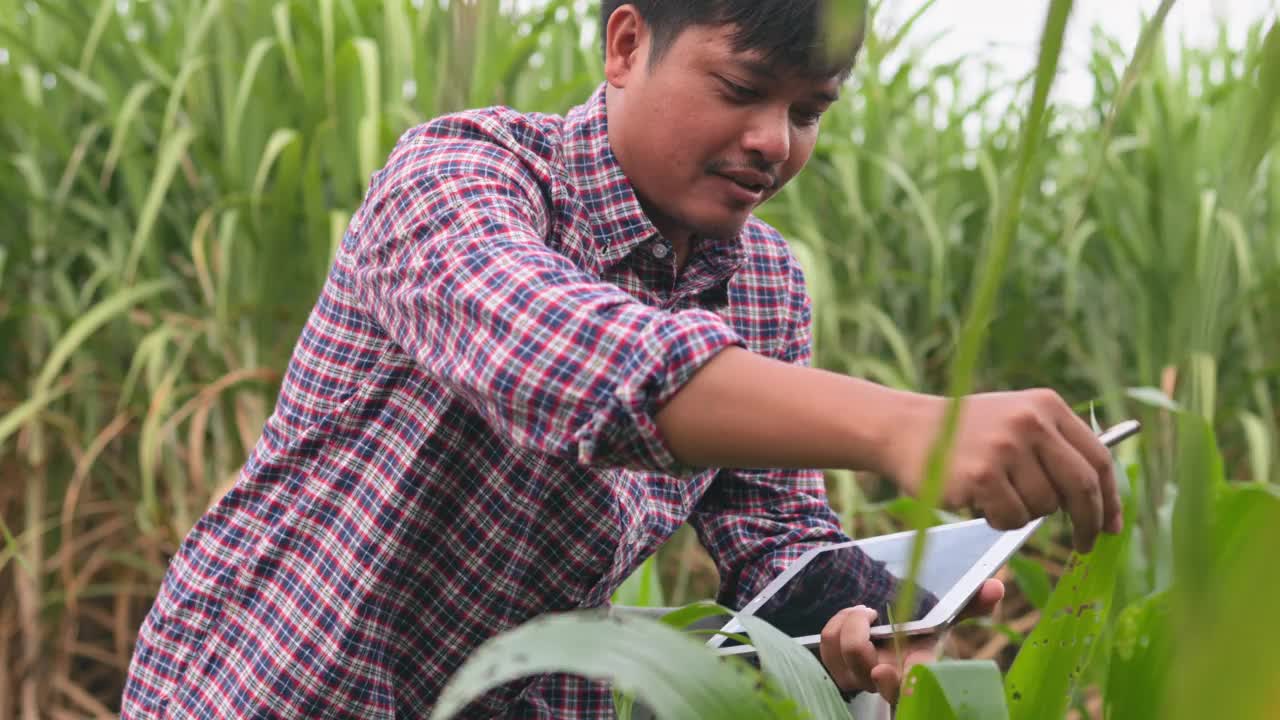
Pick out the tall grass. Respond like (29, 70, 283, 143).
(0, 0, 596, 712)
(1, 0, 1277, 716)
(759, 3, 1280, 542)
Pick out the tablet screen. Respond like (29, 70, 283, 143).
(710, 421, 1139, 652)
(712, 518, 1034, 647)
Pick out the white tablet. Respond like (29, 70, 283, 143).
(708, 419, 1141, 658)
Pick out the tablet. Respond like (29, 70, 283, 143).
(709, 419, 1141, 657)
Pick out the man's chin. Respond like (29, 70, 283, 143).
(688, 210, 753, 241)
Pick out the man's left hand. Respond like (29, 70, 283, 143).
(818, 578, 1005, 704)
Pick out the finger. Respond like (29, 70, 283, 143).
(1010, 442, 1060, 520)
(839, 606, 879, 690)
(972, 468, 1032, 531)
(957, 578, 1005, 620)
(1039, 423, 1104, 552)
(1056, 410, 1123, 535)
(819, 608, 860, 691)
(870, 663, 900, 704)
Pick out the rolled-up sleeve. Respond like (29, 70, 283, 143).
(345, 135, 745, 476)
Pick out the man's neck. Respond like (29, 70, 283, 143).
(644, 208, 694, 277)
(673, 237, 691, 276)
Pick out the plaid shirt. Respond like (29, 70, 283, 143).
(122, 83, 896, 719)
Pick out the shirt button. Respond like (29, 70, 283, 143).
(650, 242, 669, 259)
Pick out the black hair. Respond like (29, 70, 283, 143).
(599, 0, 866, 80)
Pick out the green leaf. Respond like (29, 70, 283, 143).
(349, 36, 382, 186)
(0, 383, 71, 453)
(100, 80, 158, 187)
(898, 660, 1008, 720)
(125, 125, 199, 281)
(1006, 555, 1052, 610)
(820, 0, 868, 66)
(614, 601, 739, 720)
(873, 156, 947, 322)
(55, 64, 108, 105)
(225, 36, 279, 182)
(1237, 21, 1280, 174)
(1209, 483, 1280, 566)
(1005, 516, 1128, 719)
(429, 612, 782, 720)
(658, 601, 734, 632)
(1238, 410, 1273, 483)
(272, 1, 305, 90)
(250, 128, 301, 216)
(471, 0, 568, 105)
(1124, 386, 1182, 412)
(1104, 590, 1172, 720)
(894, 0, 1076, 628)
(879, 496, 959, 527)
(32, 279, 174, 395)
(77, 0, 114, 75)
(739, 615, 850, 720)
(1167, 485, 1280, 720)
(1170, 412, 1223, 610)
(612, 555, 666, 608)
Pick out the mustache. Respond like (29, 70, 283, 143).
(705, 160, 779, 188)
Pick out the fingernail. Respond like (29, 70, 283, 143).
(1110, 514, 1124, 533)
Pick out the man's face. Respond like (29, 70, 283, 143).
(604, 10, 843, 242)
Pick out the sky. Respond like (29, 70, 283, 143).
(881, 0, 1278, 107)
(528, 0, 1280, 111)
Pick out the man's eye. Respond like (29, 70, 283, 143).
(722, 80, 759, 100)
(794, 110, 823, 127)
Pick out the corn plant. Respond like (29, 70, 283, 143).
(436, 411, 1280, 719)
(0, 0, 594, 712)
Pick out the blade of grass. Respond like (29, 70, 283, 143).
(124, 126, 197, 281)
(32, 280, 173, 396)
(894, 0, 1076, 632)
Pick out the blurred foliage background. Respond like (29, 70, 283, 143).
(0, 0, 1276, 716)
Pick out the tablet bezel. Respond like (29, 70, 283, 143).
(707, 419, 1142, 658)
(707, 516, 1044, 657)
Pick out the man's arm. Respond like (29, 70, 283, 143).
(655, 307, 1123, 555)
(655, 345, 914, 474)
(655, 340, 1121, 552)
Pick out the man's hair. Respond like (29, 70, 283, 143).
(599, 0, 866, 80)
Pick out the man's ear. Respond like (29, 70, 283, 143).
(603, 4, 649, 88)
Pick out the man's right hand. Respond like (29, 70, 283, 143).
(878, 389, 1122, 553)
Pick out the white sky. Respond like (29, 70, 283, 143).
(882, 0, 1279, 106)
(515, 0, 1278, 114)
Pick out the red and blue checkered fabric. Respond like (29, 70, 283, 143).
(121, 83, 895, 719)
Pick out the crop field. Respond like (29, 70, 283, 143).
(1, 0, 1277, 717)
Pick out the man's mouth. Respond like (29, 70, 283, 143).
(712, 173, 772, 205)
(715, 169, 775, 194)
(730, 180, 769, 193)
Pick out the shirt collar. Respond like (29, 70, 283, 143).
(564, 84, 746, 279)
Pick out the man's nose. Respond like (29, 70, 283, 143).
(740, 107, 791, 166)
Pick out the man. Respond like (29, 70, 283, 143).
(121, 1, 1122, 717)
